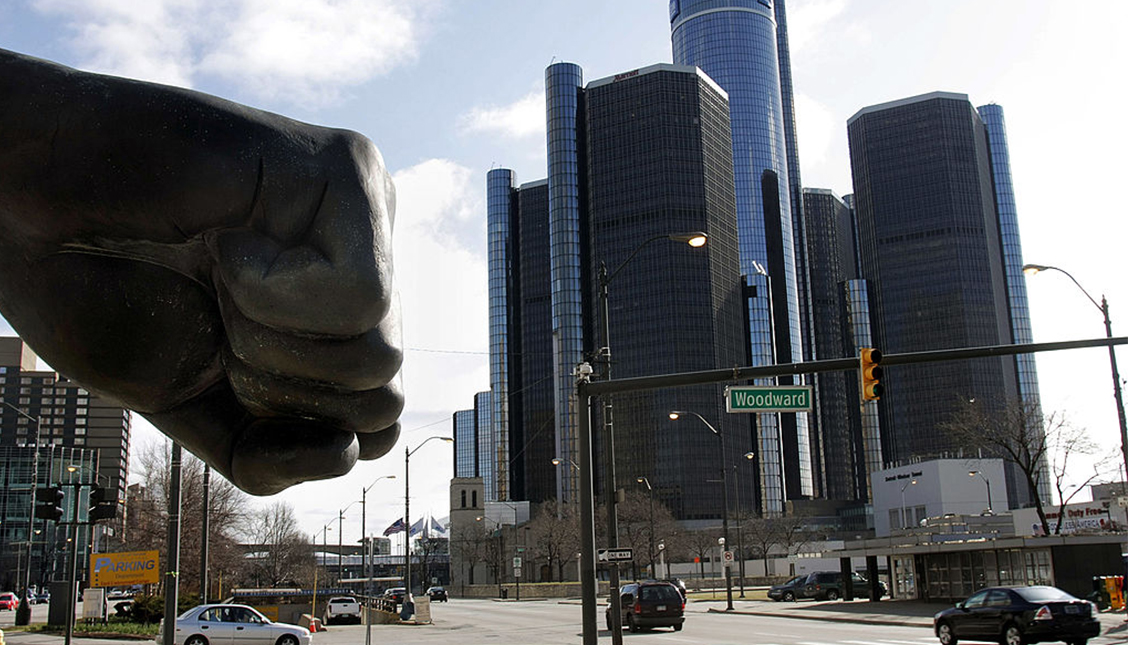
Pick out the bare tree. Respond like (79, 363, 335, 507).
(450, 526, 485, 591)
(684, 530, 719, 582)
(1046, 421, 1122, 534)
(126, 440, 249, 598)
(524, 501, 580, 582)
(241, 502, 308, 587)
(944, 399, 1053, 535)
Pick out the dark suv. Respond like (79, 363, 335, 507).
(606, 581, 685, 632)
(800, 571, 884, 600)
(768, 574, 809, 601)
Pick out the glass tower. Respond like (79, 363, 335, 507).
(545, 62, 587, 506)
(486, 168, 515, 501)
(670, 0, 812, 512)
(848, 91, 1043, 508)
(452, 409, 477, 479)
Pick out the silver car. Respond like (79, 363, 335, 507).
(158, 603, 311, 645)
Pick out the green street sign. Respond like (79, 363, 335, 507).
(725, 385, 812, 413)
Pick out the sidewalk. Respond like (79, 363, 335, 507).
(697, 597, 1128, 637)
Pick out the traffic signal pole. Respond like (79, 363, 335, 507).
(573, 335, 1126, 641)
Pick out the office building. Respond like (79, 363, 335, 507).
(847, 92, 1045, 507)
(475, 62, 754, 521)
(670, 0, 814, 511)
(0, 336, 132, 591)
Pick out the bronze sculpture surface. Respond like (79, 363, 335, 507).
(0, 49, 404, 494)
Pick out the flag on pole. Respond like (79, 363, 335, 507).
(383, 518, 406, 536)
(429, 517, 447, 535)
(408, 516, 427, 537)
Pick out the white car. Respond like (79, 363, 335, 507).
(322, 596, 361, 624)
(157, 604, 310, 645)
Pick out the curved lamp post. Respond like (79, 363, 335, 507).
(598, 231, 706, 645)
(1023, 263, 1127, 472)
(968, 470, 992, 515)
(404, 436, 453, 618)
(635, 476, 655, 577)
(669, 410, 732, 611)
(900, 479, 918, 530)
(360, 473, 395, 645)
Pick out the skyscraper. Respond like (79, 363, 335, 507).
(670, 0, 813, 512)
(847, 92, 1045, 507)
(481, 62, 754, 520)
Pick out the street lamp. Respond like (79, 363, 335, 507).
(669, 410, 733, 611)
(597, 231, 707, 645)
(635, 477, 655, 578)
(1023, 263, 1127, 472)
(3, 401, 41, 626)
(404, 436, 453, 618)
(900, 479, 918, 530)
(360, 475, 395, 595)
(968, 470, 993, 515)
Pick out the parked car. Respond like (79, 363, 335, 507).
(768, 574, 809, 602)
(427, 587, 448, 602)
(800, 570, 885, 600)
(0, 593, 18, 610)
(382, 587, 406, 604)
(605, 581, 685, 633)
(322, 596, 361, 624)
(933, 585, 1100, 645)
(158, 603, 311, 645)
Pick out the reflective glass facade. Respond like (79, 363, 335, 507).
(671, 0, 812, 511)
(844, 279, 882, 501)
(977, 104, 1048, 504)
(474, 391, 495, 501)
(546, 62, 587, 506)
(848, 92, 1041, 508)
(453, 409, 477, 479)
(487, 168, 515, 501)
(584, 65, 750, 519)
(515, 181, 556, 504)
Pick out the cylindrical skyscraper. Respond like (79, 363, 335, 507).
(670, 0, 812, 513)
(546, 62, 586, 505)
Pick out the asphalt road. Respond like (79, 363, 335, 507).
(2, 597, 1125, 644)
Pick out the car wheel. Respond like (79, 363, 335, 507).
(1000, 623, 1024, 645)
(627, 614, 641, 633)
(673, 623, 682, 632)
(936, 620, 959, 645)
(276, 635, 300, 645)
(185, 636, 209, 645)
(783, 591, 795, 602)
(826, 589, 840, 601)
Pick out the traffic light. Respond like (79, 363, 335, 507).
(860, 347, 883, 401)
(34, 487, 64, 522)
(89, 486, 118, 522)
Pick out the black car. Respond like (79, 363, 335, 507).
(933, 585, 1100, 645)
(768, 574, 808, 602)
(382, 587, 406, 604)
(799, 570, 886, 600)
(427, 586, 448, 602)
(605, 581, 685, 633)
(664, 578, 687, 599)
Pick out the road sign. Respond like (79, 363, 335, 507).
(725, 385, 812, 413)
(597, 548, 633, 563)
(723, 550, 734, 568)
(513, 556, 523, 568)
(90, 550, 160, 587)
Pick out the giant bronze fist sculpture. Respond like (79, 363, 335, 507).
(0, 49, 403, 494)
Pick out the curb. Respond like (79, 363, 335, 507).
(706, 607, 929, 628)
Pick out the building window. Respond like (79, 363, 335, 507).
(472, 490, 478, 508)
(461, 490, 467, 508)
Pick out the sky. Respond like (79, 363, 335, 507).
(1, 0, 1127, 544)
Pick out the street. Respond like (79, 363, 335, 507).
(1, 598, 1126, 645)
(302, 599, 1127, 645)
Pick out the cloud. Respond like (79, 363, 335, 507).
(391, 158, 489, 418)
(787, 0, 849, 52)
(31, 0, 429, 108)
(793, 91, 838, 176)
(461, 91, 545, 139)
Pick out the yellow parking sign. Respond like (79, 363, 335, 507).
(90, 550, 161, 587)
